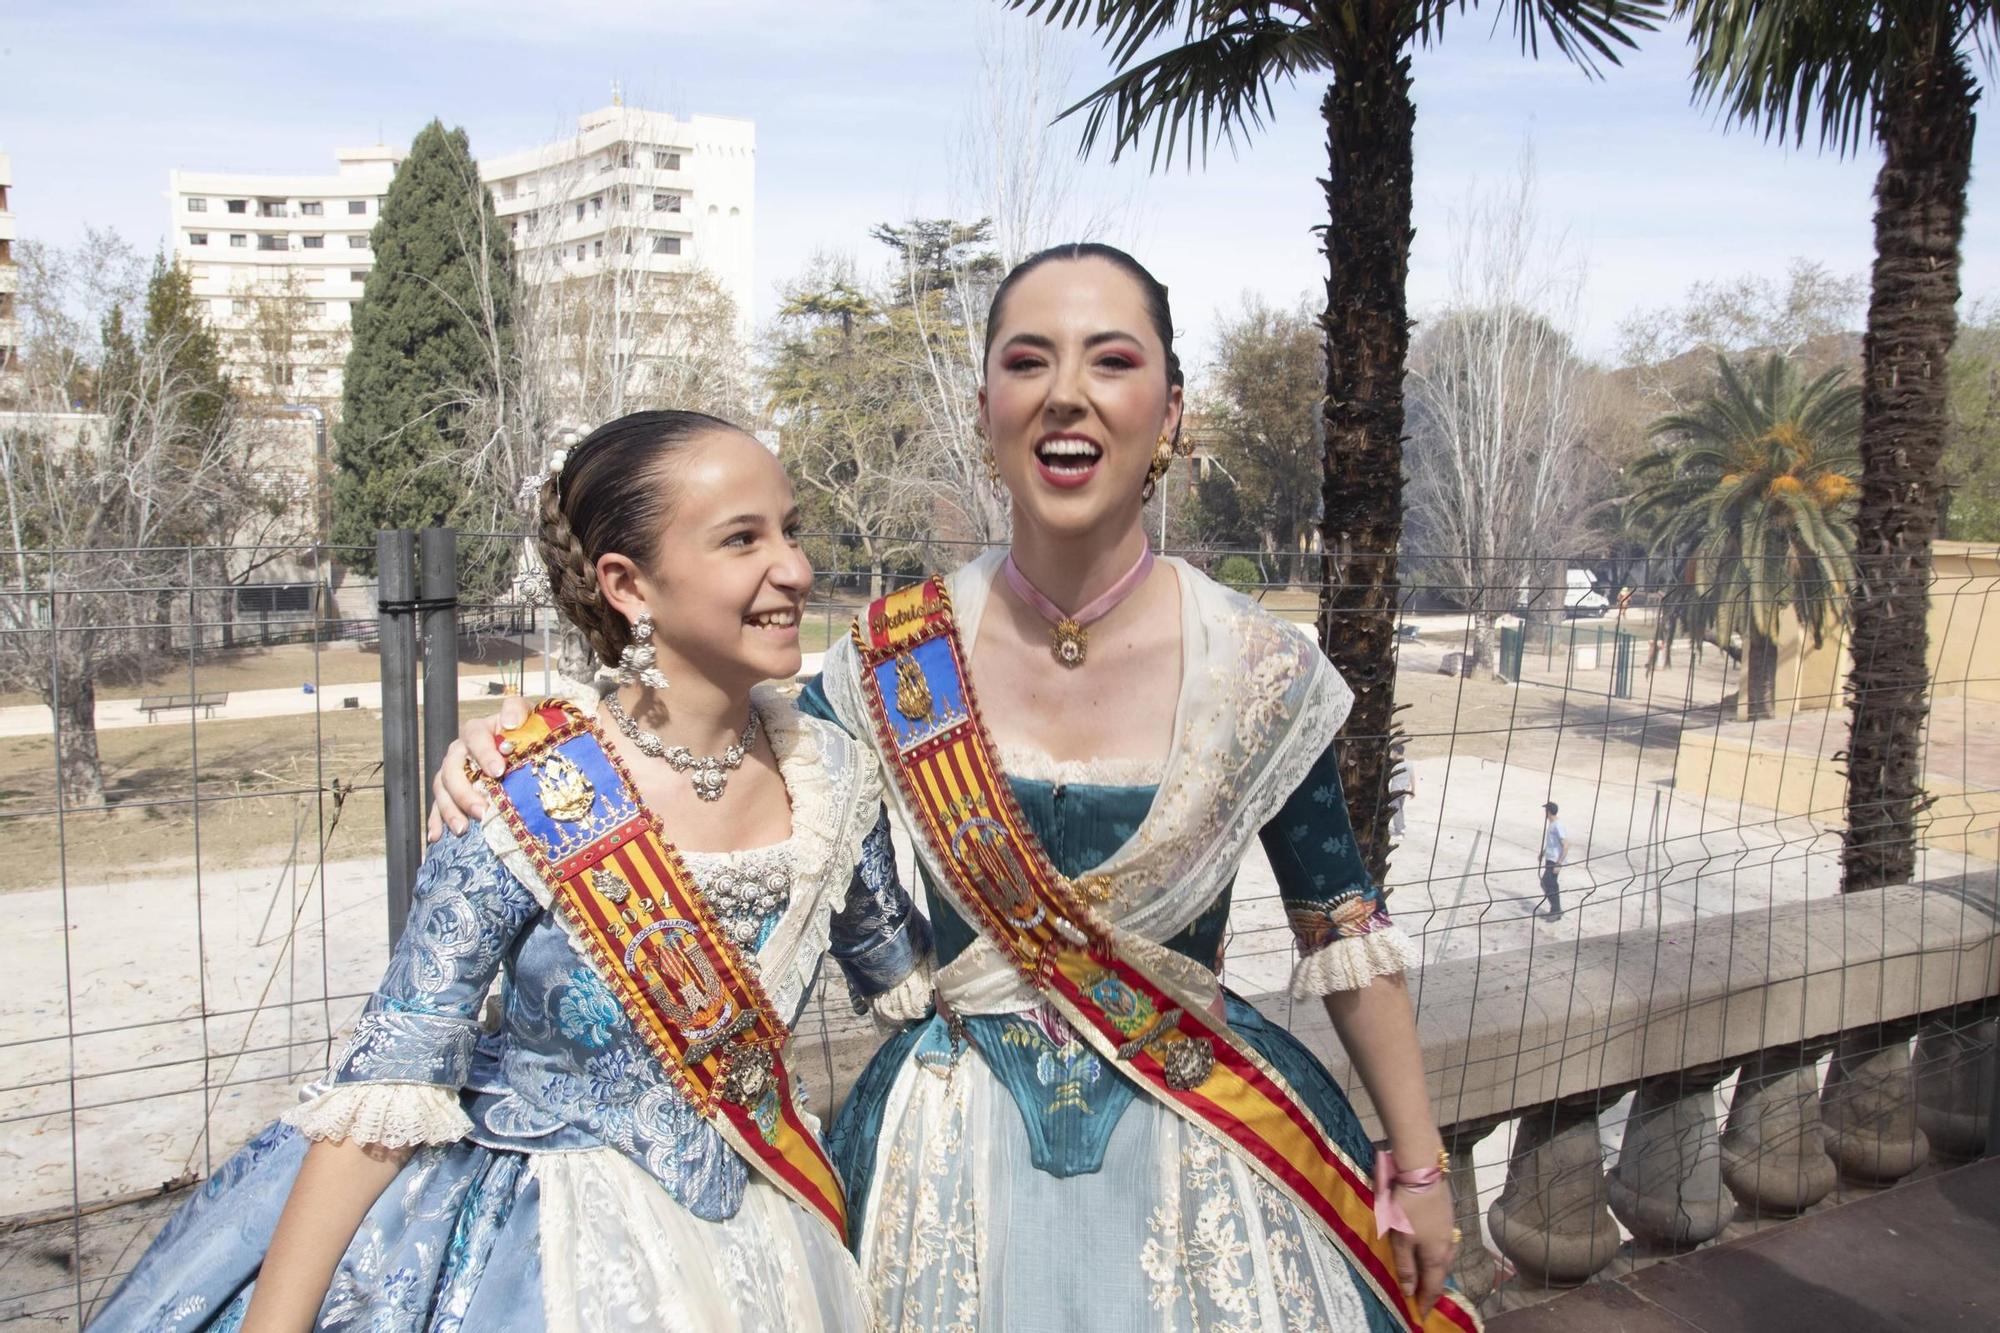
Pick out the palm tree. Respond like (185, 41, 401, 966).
(1630, 353, 1861, 719)
(1680, 2, 1995, 889)
(1002, 0, 1665, 881)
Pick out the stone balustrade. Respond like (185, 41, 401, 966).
(1281, 877, 2000, 1315)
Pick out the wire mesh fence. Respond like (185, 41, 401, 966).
(0, 535, 1995, 1326)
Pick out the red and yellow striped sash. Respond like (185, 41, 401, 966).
(478, 699, 846, 1242)
(853, 580, 1477, 1333)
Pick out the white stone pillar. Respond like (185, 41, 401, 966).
(1720, 1048, 1836, 1233)
(1914, 1014, 1996, 1162)
(1821, 1029, 1930, 1188)
(1608, 1070, 1727, 1257)
(1487, 1102, 1620, 1302)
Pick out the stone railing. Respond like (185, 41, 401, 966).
(1281, 876, 2000, 1314)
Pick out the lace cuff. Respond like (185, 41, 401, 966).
(282, 1081, 472, 1148)
(1288, 925, 1419, 998)
(869, 957, 936, 1024)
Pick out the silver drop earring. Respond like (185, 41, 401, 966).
(617, 612, 671, 690)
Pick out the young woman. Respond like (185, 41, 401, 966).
(91, 411, 930, 1333)
(439, 248, 1469, 1332)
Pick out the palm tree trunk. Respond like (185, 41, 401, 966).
(1316, 8, 1415, 884)
(1746, 629, 1778, 721)
(1842, 41, 1976, 893)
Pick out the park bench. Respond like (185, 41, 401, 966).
(138, 691, 230, 721)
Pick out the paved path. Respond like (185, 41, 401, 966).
(1491, 1156, 2000, 1331)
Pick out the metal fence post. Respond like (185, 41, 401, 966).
(419, 527, 460, 796)
(377, 529, 421, 945)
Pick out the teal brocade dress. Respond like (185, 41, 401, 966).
(806, 662, 1415, 1332)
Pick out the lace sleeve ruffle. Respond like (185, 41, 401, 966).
(869, 956, 935, 1024)
(281, 1081, 472, 1148)
(1287, 924, 1419, 998)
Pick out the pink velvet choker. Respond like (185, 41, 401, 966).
(1001, 545, 1156, 669)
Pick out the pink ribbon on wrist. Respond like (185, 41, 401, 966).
(1372, 1147, 1445, 1237)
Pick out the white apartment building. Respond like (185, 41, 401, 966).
(0, 150, 19, 384)
(166, 106, 755, 410)
(480, 104, 756, 337)
(168, 146, 403, 405)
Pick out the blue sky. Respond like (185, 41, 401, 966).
(6, 1, 1997, 368)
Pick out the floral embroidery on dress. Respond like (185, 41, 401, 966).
(997, 1005, 1102, 1115)
(556, 967, 621, 1048)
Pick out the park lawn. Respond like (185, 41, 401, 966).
(0, 702, 510, 891)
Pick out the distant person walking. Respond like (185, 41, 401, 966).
(1539, 801, 1567, 920)
(1388, 743, 1415, 836)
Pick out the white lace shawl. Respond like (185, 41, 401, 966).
(820, 552, 1353, 1017)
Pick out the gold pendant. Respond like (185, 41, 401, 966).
(1050, 619, 1087, 669)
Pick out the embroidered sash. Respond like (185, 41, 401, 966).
(853, 580, 1479, 1333)
(478, 699, 846, 1243)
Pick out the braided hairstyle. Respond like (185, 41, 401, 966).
(982, 241, 1185, 442)
(535, 409, 739, 669)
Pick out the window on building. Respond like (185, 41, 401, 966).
(576, 244, 586, 261)
(187, 197, 207, 213)
(592, 195, 603, 214)
(620, 149, 632, 168)
(348, 200, 367, 215)
(593, 239, 603, 258)
(348, 234, 369, 249)
(231, 298, 250, 316)
(654, 151, 680, 170)
(300, 201, 323, 216)
(575, 201, 586, 222)
(305, 301, 326, 317)
(618, 189, 630, 208)
(188, 232, 209, 246)
(652, 235, 681, 255)
(502, 180, 516, 200)
(257, 200, 286, 218)
(229, 234, 248, 248)
(653, 193, 682, 212)
(302, 235, 324, 249)
(226, 199, 248, 213)
(349, 269, 368, 284)
(257, 234, 288, 251)
(236, 584, 313, 615)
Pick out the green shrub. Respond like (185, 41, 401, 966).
(1214, 555, 1263, 593)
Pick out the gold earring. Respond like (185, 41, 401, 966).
(1145, 430, 1175, 491)
(981, 431, 1004, 490)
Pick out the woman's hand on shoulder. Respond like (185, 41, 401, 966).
(426, 697, 533, 841)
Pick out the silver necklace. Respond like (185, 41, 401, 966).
(605, 696, 760, 802)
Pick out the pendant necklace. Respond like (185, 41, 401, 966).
(1001, 545, 1156, 669)
(605, 696, 760, 801)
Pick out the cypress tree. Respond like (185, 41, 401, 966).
(332, 120, 513, 566)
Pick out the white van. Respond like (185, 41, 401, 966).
(1564, 568, 1610, 618)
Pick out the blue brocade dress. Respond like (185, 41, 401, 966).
(90, 699, 931, 1333)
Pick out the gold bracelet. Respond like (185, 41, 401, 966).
(1437, 1147, 1452, 1173)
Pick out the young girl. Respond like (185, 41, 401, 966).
(90, 411, 929, 1332)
